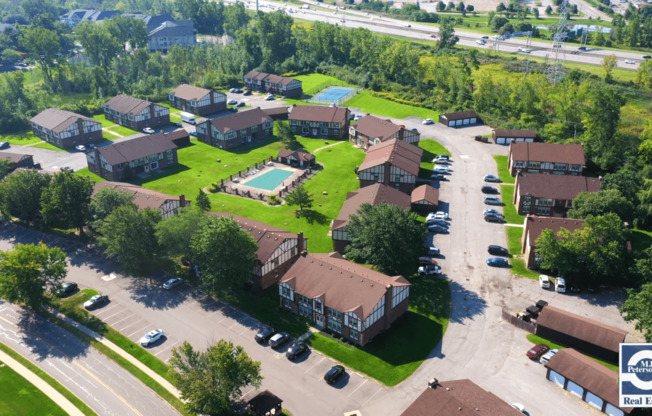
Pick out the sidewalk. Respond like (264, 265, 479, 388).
(0, 348, 85, 416)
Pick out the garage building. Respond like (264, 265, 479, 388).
(410, 184, 439, 214)
(438, 110, 480, 128)
(545, 348, 632, 416)
(492, 129, 536, 145)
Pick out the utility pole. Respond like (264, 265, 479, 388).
(544, 0, 570, 84)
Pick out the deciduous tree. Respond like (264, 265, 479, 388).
(276, 120, 299, 149)
(285, 184, 314, 216)
(0, 169, 51, 224)
(621, 284, 652, 342)
(18, 26, 60, 84)
(568, 189, 635, 223)
(40, 171, 94, 234)
(195, 189, 211, 212)
(602, 54, 617, 81)
(87, 187, 136, 232)
(437, 17, 458, 50)
(156, 207, 205, 259)
(105, 15, 148, 52)
(75, 21, 122, 69)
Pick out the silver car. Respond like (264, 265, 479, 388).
(540, 348, 559, 364)
(140, 329, 164, 346)
(163, 277, 183, 290)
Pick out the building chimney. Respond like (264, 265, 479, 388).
(297, 232, 305, 253)
(179, 194, 186, 207)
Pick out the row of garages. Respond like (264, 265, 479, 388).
(438, 111, 537, 145)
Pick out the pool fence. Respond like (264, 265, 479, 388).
(308, 86, 362, 106)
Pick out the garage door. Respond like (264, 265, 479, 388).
(470, 117, 477, 124)
(496, 137, 506, 144)
(548, 370, 565, 387)
(448, 121, 455, 127)
(463, 119, 470, 125)
(567, 380, 584, 398)
(605, 403, 624, 416)
(455, 120, 462, 126)
(585, 391, 603, 410)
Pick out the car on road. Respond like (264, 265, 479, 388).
(643, 55, 651, 59)
(0, 141, 9, 149)
(270, 332, 291, 349)
(476, 39, 486, 45)
(324, 365, 346, 384)
(75, 145, 86, 152)
(422, 118, 434, 125)
(481, 185, 499, 194)
(57, 282, 78, 297)
(539, 348, 559, 364)
(483, 174, 500, 183)
(427, 246, 440, 256)
(84, 294, 109, 310)
(555, 277, 567, 293)
(428, 224, 448, 233)
(483, 209, 503, 218)
(430, 173, 446, 181)
(255, 327, 276, 344)
(487, 245, 509, 256)
(624, 59, 635, 64)
(526, 343, 550, 360)
(286, 342, 309, 360)
(518, 47, 532, 53)
(142, 127, 155, 134)
(265, 94, 275, 101)
(484, 196, 503, 205)
(227, 99, 238, 105)
(419, 264, 441, 276)
(484, 213, 504, 223)
(486, 257, 509, 267)
(481, 35, 489, 39)
(539, 274, 551, 289)
(139, 329, 164, 346)
(163, 277, 183, 290)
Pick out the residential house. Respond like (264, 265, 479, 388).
(243, 71, 303, 97)
(104, 95, 170, 132)
(493, 129, 537, 145)
(358, 138, 423, 194)
(263, 106, 290, 121)
(288, 105, 349, 138)
(168, 84, 226, 115)
(279, 252, 410, 346)
(438, 110, 481, 128)
(93, 181, 189, 219)
(277, 149, 315, 168)
(401, 379, 523, 416)
(544, 349, 632, 416)
(195, 107, 273, 150)
(164, 129, 191, 147)
(0, 152, 34, 170)
(508, 142, 585, 176)
(332, 183, 411, 252)
(410, 184, 439, 214)
(349, 115, 420, 150)
(212, 213, 306, 290)
(30, 108, 102, 148)
(521, 215, 585, 269)
(59, 9, 121, 26)
(514, 172, 601, 217)
(86, 135, 178, 181)
(536, 305, 627, 363)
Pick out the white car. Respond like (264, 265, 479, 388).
(422, 118, 434, 125)
(539, 274, 551, 289)
(163, 277, 183, 290)
(140, 329, 164, 346)
(434, 157, 448, 164)
(540, 348, 559, 364)
(75, 145, 86, 152)
(426, 211, 448, 221)
(265, 95, 275, 101)
(511, 403, 526, 413)
(427, 246, 440, 255)
(624, 59, 635, 64)
(555, 277, 566, 293)
(476, 39, 486, 45)
(418, 265, 441, 276)
(518, 47, 532, 53)
(433, 166, 449, 174)
(142, 127, 155, 134)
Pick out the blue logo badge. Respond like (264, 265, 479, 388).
(620, 343, 652, 407)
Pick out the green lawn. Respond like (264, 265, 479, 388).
(294, 73, 354, 95)
(418, 139, 451, 178)
(344, 90, 439, 120)
(493, 155, 515, 184)
(76, 168, 104, 182)
(500, 184, 525, 225)
(526, 334, 618, 372)
(0, 358, 68, 416)
(505, 226, 539, 279)
(0, 130, 43, 146)
(92, 114, 115, 128)
(107, 125, 137, 137)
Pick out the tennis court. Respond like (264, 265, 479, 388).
(310, 86, 360, 105)
(244, 168, 294, 191)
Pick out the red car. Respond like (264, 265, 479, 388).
(526, 343, 550, 360)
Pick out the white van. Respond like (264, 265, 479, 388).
(539, 275, 550, 289)
(180, 112, 196, 125)
(555, 277, 566, 293)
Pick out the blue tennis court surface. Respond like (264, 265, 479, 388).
(244, 169, 293, 191)
(313, 86, 356, 102)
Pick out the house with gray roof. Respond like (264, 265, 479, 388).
(59, 9, 121, 26)
(168, 84, 226, 115)
(104, 95, 170, 132)
(349, 114, 420, 150)
(288, 105, 349, 138)
(195, 107, 273, 149)
(30, 108, 102, 148)
(358, 138, 423, 194)
(86, 135, 178, 181)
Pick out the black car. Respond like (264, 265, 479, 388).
(83, 294, 109, 310)
(481, 185, 499, 194)
(243, 89, 252, 95)
(57, 282, 78, 297)
(484, 213, 504, 223)
(0, 141, 9, 149)
(269, 332, 291, 349)
(255, 327, 276, 344)
(488, 245, 509, 256)
(324, 365, 345, 384)
(644, 55, 651, 59)
(286, 342, 309, 360)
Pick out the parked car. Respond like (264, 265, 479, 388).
(189, 130, 197, 137)
(486, 257, 509, 267)
(481, 185, 499, 194)
(229, 88, 237, 93)
(354, 114, 363, 121)
(243, 90, 252, 96)
(433, 166, 449, 175)
(474, 135, 489, 143)
(426, 211, 448, 221)
(427, 246, 440, 256)
(428, 224, 448, 233)
(286, 342, 309, 360)
(142, 127, 155, 134)
(526, 343, 550, 360)
(173, 122, 183, 127)
(426, 218, 448, 228)
(539, 348, 559, 364)
(233, 88, 243, 93)
(236, 101, 246, 107)
(139, 329, 164, 346)
(422, 118, 434, 125)
(430, 173, 446, 181)
(418, 256, 438, 266)
(227, 99, 238, 105)
(484, 213, 504, 223)
(324, 365, 346, 384)
(57, 282, 78, 297)
(265, 95, 275, 101)
(255, 327, 276, 344)
(483, 209, 503, 218)
(270, 332, 291, 349)
(511, 403, 527, 414)
(163, 277, 183, 290)
(434, 156, 448, 164)
(555, 277, 567, 293)
(433, 164, 451, 172)
(483, 174, 500, 183)
(484, 196, 503, 205)
(75, 145, 86, 152)
(487, 245, 509, 256)
(539, 274, 551, 289)
(84, 294, 109, 310)
(0, 141, 9, 149)
(419, 264, 441, 276)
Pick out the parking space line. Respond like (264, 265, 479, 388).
(100, 308, 127, 321)
(93, 304, 120, 316)
(305, 356, 326, 374)
(118, 319, 145, 333)
(154, 341, 180, 357)
(127, 324, 151, 338)
(347, 379, 367, 397)
(360, 386, 385, 407)
(111, 314, 136, 328)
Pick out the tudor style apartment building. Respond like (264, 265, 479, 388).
(349, 114, 420, 150)
(196, 107, 273, 149)
(168, 84, 226, 115)
(30, 108, 102, 148)
(243, 71, 303, 97)
(288, 105, 350, 138)
(514, 172, 601, 217)
(508, 142, 585, 176)
(104, 94, 170, 131)
(358, 138, 423, 194)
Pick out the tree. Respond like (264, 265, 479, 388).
(466, 4, 474, 11)
(195, 189, 211, 212)
(0, 243, 67, 309)
(19, 26, 60, 84)
(276, 120, 299, 149)
(105, 15, 148, 51)
(533, 7, 540, 18)
(437, 1, 446, 11)
(636, 58, 652, 90)
(285, 184, 314, 216)
(545, 5, 553, 15)
(75, 21, 122, 69)
(0, 159, 14, 181)
(98, 206, 162, 274)
(568, 189, 635, 223)
(345, 203, 427, 276)
(87, 187, 136, 232)
(497, 2, 507, 11)
(169, 340, 262, 415)
(602, 54, 617, 81)
(437, 17, 458, 50)
(456, 2, 465, 12)
(40, 171, 94, 234)
(190, 215, 258, 294)
(621, 284, 652, 341)
(0, 169, 51, 224)
(156, 207, 206, 259)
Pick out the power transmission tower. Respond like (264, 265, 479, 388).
(579, 29, 588, 50)
(526, 31, 533, 48)
(524, 57, 530, 78)
(544, 0, 570, 84)
(494, 37, 501, 52)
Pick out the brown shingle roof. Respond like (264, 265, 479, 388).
(411, 184, 439, 205)
(524, 215, 585, 246)
(354, 115, 402, 142)
(0, 152, 32, 164)
(96, 135, 177, 166)
(244, 70, 263, 80)
(289, 105, 348, 124)
(281, 252, 409, 319)
(439, 110, 479, 121)
(537, 305, 628, 353)
(493, 129, 537, 138)
(170, 84, 211, 101)
(206, 107, 272, 134)
(358, 138, 423, 177)
(332, 184, 411, 231)
(263, 107, 290, 117)
(277, 149, 314, 163)
(104, 94, 153, 116)
(517, 173, 601, 201)
(30, 108, 98, 133)
(545, 348, 632, 414)
(400, 379, 523, 416)
(92, 181, 184, 211)
(509, 142, 585, 166)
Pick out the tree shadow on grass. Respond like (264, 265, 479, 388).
(299, 209, 329, 225)
(131, 163, 192, 186)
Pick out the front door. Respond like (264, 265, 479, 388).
(315, 314, 324, 328)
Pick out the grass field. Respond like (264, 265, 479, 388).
(493, 155, 515, 184)
(500, 184, 525, 225)
(506, 226, 542, 279)
(0, 130, 43, 146)
(344, 91, 439, 120)
(526, 333, 618, 372)
(294, 73, 354, 95)
(0, 359, 68, 416)
(107, 125, 137, 137)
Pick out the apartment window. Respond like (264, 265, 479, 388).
(365, 298, 385, 328)
(349, 329, 359, 342)
(536, 198, 553, 207)
(392, 286, 410, 308)
(280, 284, 292, 299)
(537, 206, 551, 215)
(282, 298, 293, 309)
(348, 314, 360, 329)
(298, 294, 310, 305)
(327, 317, 342, 334)
(313, 299, 323, 314)
(298, 303, 312, 317)
(554, 163, 568, 170)
(527, 162, 540, 169)
(328, 307, 342, 320)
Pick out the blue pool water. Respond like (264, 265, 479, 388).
(313, 86, 356, 103)
(244, 169, 293, 191)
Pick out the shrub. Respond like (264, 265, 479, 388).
(268, 194, 281, 205)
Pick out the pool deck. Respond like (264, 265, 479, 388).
(225, 163, 307, 198)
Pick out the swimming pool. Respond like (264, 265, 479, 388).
(244, 169, 294, 191)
